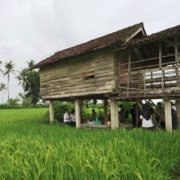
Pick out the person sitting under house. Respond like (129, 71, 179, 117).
(90, 109, 97, 122)
(63, 109, 71, 124)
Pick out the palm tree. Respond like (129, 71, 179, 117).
(0, 61, 2, 74)
(4, 60, 15, 101)
(16, 68, 29, 95)
(0, 83, 6, 104)
(27, 60, 35, 69)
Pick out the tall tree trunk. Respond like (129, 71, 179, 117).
(7, 74, 9, 101)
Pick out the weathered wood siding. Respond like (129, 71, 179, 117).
(117, 42, 180, 99)
(40, 49, 115, 99)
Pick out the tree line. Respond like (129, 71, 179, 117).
(0, 60, 40, 106)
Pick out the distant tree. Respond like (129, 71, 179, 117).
(17, 68, 29, 95)
(25, 70, 40, 105)
(7, 98, 19, 107)
(0, 83, 6, 104)
(27, 60, 35, 69)
(4, 61, 15, 101)
(0, 61, 3, 75)
(17, 60, 40, 106)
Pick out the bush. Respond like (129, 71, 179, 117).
(54, 102, 74, 123)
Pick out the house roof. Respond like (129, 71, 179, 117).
(33, 22, 144, 68)
(124, 24, 180, 47)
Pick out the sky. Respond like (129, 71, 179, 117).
(0, 0, 180, 103)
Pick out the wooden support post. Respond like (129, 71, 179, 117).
(75, 99, 81, 128)
(110, 98, 119, 129)
(176, 100, 180, 129)
(49, 100, 54, 123)
(104, 99, 108, 121)
(164, 100, 172, 132)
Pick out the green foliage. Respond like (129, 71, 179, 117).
(0, 104, 47, 109)
(54, 102, 74, 122)
(17, 61, 40, 105)
(0, 108, 179, 179)
(3, 60, 15, 100)
(7, 98, 19, 107)
(24, 70, 40, 105)
(22, 97, 32, 107)
(0, 83, 6, 91)
(119, 101, 133, 109)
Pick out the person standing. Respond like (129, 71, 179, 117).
(130, 103, 140, 128)
(141, 103, 154, 130)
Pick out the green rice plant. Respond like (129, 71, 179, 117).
(0, 108, 179, 179)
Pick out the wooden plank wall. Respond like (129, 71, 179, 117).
(40, 50, 115, 99)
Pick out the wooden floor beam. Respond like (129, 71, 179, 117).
(110, 98, 119, 129)
(75, 99, 81, 128)
(49, 100, 54, 123)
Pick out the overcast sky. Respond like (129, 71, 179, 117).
(0, 0, 180, 103)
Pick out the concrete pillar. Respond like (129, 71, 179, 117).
(104, 99, 108, 121)
(49, 100, 54, 123)
(75, 99, 81, 128)
(164, 100, 172, 132)
(176, 100, 180, 129)
(110, 98, 119, 129)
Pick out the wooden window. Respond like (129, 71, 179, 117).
(83, 71, 95, 80)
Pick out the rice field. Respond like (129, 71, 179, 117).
(0, 108, 179, 179)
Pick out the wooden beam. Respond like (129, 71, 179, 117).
(110, 98, 119, 129)
(49, 101, 54, 123)
(127, 48, 131, 97)
(75, 99, 81, 128)
(164, 100, 172, 132)
(104, 99, 108, 121)
(174, 37, 179, 63)
(113, 54, 119, 91)
(159, 41, 162, 69)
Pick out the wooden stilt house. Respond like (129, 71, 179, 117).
(33, 22, 180, 131)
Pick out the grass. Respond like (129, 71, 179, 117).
(0, 108, 179, 179)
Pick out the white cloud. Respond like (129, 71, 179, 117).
(0, 0, 180, 102)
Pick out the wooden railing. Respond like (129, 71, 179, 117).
(119, 60, 180, 98)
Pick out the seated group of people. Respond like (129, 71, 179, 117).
(63, 109, 76, 125)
